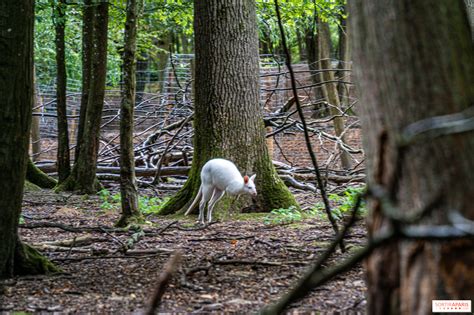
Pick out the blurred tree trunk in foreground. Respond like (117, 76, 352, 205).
(350, 1, 474, 314)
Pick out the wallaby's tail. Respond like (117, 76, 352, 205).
(184, 185, 203, 216)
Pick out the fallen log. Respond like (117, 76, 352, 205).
(36, 163, 191, 177)
(36, 162, 365, 187)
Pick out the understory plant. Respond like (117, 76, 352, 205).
(312, 186, 366, 220)
(264, 205, 319, 225)
(98, 189, 169, 215)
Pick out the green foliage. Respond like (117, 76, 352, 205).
(264, 205, 319, 225)
(98, 189, 169, 215)
(35, 1, 83, 88)
(33, 0, 346, 91)
(312, 186, 366, 220)
(256, 0, 346, 60)
(98, 189, 116, 210)
(138, 196, 170, 215)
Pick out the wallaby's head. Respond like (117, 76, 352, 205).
(243, 174, 257, 196)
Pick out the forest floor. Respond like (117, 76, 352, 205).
(0, 187, 367, 314)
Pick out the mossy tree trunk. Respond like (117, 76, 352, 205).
(27, 159, 57, 189)
(350, 1, 474, 314)
(54, 0, 71, 183)
(0, 0, 58, 278)
(57, 0, 108, 194)
(159, 0, 298, 215)
(117, 0, 142, 227)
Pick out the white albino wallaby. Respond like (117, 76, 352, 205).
(185, 158, 257, 223)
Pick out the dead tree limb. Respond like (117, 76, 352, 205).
(146, 251, 182, 315)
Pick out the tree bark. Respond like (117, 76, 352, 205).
(135, 52, 148, 105)
(304, 16, 325, 116)
(31, 68, 41, 161)
(117, 0, 142, 227)
(0, 0, 57, 278)
(54, 0, 71, 183)
(318, 21, 352, 170)
(75, 0, 94, 160)
(349, 1, 474, 314)
(57, 0, 109, 193)
(464, 0, 474, 40)
(159, 0, 298, 215)
(336, 4, 352, 108)
(26, 159, 57, 189)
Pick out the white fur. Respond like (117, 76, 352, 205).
(184, 158, 257, 223)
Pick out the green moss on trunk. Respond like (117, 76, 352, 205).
(115, 214, 144, 228)
(54, 167, 102, 194)
(259, 173, 299, 211)
(13, 241, 60, 276)
(24, 181, 42, 191)
(26, 159, 57, 189)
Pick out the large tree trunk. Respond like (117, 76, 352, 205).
(0, 0, 57, 278)
(57, 0, 109, 193)
(54, 0, 71, 183)
(159, 0, 298, 215)
(349, 1, 474, 314)
(117, 0, 141, 227)
(318, 21, 352, 170)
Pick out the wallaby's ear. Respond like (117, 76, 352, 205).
(250, 174, 256, 182)
(244, 175, 249, 184)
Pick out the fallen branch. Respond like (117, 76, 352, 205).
(188, 235, 255, 242)
(33, 234, 107, 247)
(36, 164, 191, 177)
(146, 252, 182, 315)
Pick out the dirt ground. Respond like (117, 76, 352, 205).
(0, 188, 367, 314)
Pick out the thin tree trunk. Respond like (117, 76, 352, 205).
(261, 30, 272, 55)
(54, 0, 71, 183)
(181, 33, 189, 54)
(117, 0, 141, 227)
(75, 0, 94, 161)
(0, 0, 57, 278)
(135, 52, 148, 105)
(304, 16, 325, 116)
(350, 1, 474, 314)
(318, 21, 352, 170)
(159, 0, 298, 215)
(57, 0, 109, 193)
(336, 4, 351, 108)
(296, 29, 305, 61)
(31, 68, 41, 161)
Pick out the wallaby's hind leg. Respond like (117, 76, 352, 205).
(207, 189, 225, 223)
(198, 185, 213, 224)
